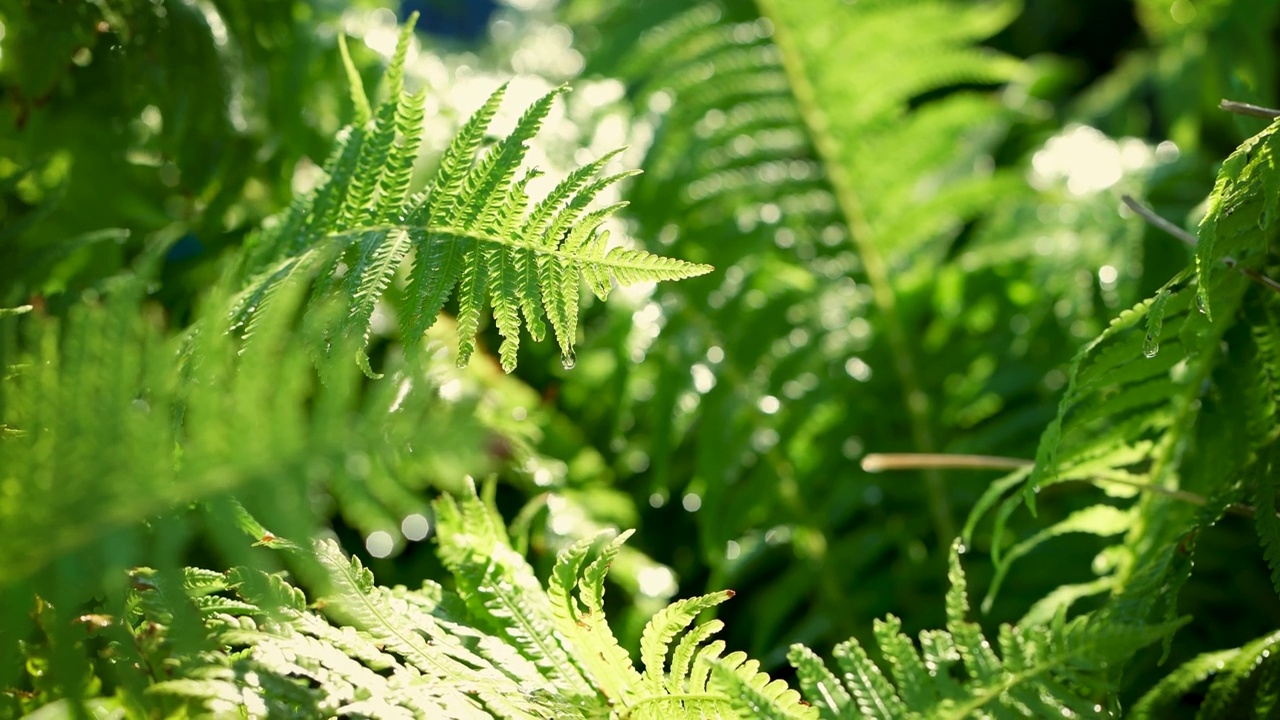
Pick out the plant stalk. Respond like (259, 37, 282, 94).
(862, 452, 1259, 518)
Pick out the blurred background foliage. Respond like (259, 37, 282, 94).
(2, 0, 1279, 714)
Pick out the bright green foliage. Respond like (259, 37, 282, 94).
(236, 16, 709, 375)
(119, 516, 1179, 719)
(95, 484, 807, 718)
(786, 542, 1180, 719)
(977, 118, 1280, 626)
(564, 0, 1145, 667)
(139, 539, 583, 718)
(7, 1, 1280, 719)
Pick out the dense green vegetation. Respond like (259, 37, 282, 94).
(3, 0, 1280, 717)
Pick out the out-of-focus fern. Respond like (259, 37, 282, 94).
(236, 15, 709, 375)
(1131, 629, 1280, 719)
(563, 0, 1116, 667)
(0, 0, 351, 302)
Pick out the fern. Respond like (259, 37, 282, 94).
(236, 14, 710, 374)
(785, 542, 1181, 719)
(1131, 629, 1280, 719)
(975, 118, 1280, 632)
(575, 0, 1085, 666)
(104, 483, 813, 719)
(432, 484, 601, 705)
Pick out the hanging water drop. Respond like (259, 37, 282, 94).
(1142, 334, 1159, 358)
(561, 351, 576, 370)
(1195, 294, 1207, 315)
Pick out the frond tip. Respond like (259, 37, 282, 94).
(236, 17, 712, 375)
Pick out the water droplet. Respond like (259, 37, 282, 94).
(1142, 334, 1160, 358)
(1195, 294, 1207, 314)
(561, 352, 576, 370)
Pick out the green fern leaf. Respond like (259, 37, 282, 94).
(548, 532, 645, 706)
(432, 483, 600, 703)
(713, 653, 819, 720)
(783, 541, 1181, 719)
(639, 590, 734, 695)
(787, 643, 854, 718)
(669, 618, 726, 695)
(873, 614, 938, 711)
(830, 638, 907, 719)
(1132, 630, 1280, 719)
(228, 19, 710, 374)
(336, 34, 371, 127)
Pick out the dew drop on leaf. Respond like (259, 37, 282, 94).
(1142, 334, 1159, 358)
(1195, 294, 1207, 314)
(561, 352, 576, 370)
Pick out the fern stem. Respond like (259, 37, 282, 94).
(862, 453, 1031, 472)
(624, 692, 735, 714)
(1219, 98, 1280, 119)
(1121, 194, 1280, 296)
(862, 452, 1260, 518)
(758, 0, 954, 545)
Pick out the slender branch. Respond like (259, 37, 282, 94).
(1121, 195, 1280, 296)
(861, 452, 1258, 519)
(862, 453, 1031, 472)
(1119, 195, 1197, 247)
(1219, 99, 1280, 119)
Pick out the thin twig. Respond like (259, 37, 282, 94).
(861, 452, 1258, 519)
(1120, 195, 1198, 247)
(862, 453, 1031, 472)
(1219, 99, 1280, 119)
(1121, 195, 1280, 296)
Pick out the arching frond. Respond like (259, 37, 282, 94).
(1132, 629, 1280, 719)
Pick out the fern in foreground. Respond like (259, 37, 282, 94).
(1131, 629, 1280, 719)
(786, 541, 1179, 719)
(109, 483, 803, 718)
(89, 485, 1182, 719)
(237, 15, 711, 374)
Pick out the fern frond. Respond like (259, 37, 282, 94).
(432, 481, 600, 703)
(787, 643, 854, 716)
(548, 530, 644, 705)
(831, 637, 909, 719)
(312, 538, 560, 717)
(967, 121, 1280, 645)
(639, 590, 734, 695)
(712, 654, 819, 720)
(231, 16, 709, 374)
(785, 541, 1180, 719)
(1132, 630, 1280, 719)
